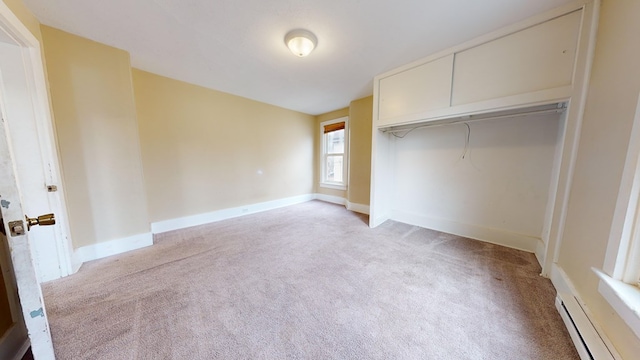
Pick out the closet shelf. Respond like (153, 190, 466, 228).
(380, 102, 567, 134)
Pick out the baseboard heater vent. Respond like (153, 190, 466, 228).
(555, 294, 618, 360)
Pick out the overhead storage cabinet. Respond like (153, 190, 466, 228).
(451, 11, 582, 106)
(374, 9, 583, 128)
(378, 55, 453, 127)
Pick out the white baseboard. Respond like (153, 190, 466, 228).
(391, 209, 539, 253)
(70, 250, 83, 274)
(152, 194, 315, 234)
(551, 264, 620, 360)
(346, 201, 370, 215)
(535, 239, 546, 268)
(74, 232, 153, 263)
(152, 193, 370, 236)
(314, 193, 346, 206)
(370, 213, 390, 228)
(314, 194, 370, 215)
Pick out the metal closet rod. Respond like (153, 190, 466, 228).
(382, 105, 567, 134)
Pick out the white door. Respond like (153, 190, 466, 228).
(0, 42, 73, 283)
(0, 107, 55, 358)
(0, 2, 74, 284)
(0, 2, 76, 359)
(0, 42, 64, 283)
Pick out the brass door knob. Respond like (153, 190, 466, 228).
(25, 213, 55, 230)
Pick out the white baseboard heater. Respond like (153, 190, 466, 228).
(556, 293, 618, 360)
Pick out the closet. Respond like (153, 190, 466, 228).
(369, 1, 598, 274)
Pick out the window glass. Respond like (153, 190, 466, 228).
(320, 118, 348, 188)
(327, 129, 344, 154)
(326, 155, 343, 182)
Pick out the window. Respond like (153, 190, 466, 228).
(320, 117, 348, 190)
(595, 93, 640, 339)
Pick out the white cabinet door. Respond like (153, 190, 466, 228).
(378, 54, 453, 126)
(451, 10, 582, 106)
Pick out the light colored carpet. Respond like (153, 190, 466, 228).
(42, 200, 578, 359)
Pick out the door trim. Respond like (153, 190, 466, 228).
(0, 1, 74, 280)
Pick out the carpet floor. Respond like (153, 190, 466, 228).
(42, 200, 578, 359)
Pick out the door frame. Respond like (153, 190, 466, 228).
(0, 2, 74, 280)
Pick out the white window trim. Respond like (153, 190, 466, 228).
(593, 269, 640, 338)
(320, 116, 348, 190)
(319, 182, 347, 191)
(596, 93, 640, 339)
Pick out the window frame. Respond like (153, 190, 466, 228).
(595, 93, 640, 339)
(319, 117, 348, 190)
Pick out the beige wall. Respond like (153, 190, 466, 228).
(557, 0, 640, 358)
(315, 99, 373, 207)
(347, 96, 373, 206)
(132, 69, 315, 223)
(41, 26, 149, 248)
(315, 108, 349, 199)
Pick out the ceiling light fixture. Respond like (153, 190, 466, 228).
(284, 29, 317, 57)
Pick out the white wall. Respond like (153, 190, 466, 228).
(554, 1, 640, 357)
(390, 113, 561, 251)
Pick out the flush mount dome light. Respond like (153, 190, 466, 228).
(284, 29, 317, 57)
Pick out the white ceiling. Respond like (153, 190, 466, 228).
(23, 0, 574, 115)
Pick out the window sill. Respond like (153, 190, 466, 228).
(319, 182, 346, 191)
(593, 267, 640, 338)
